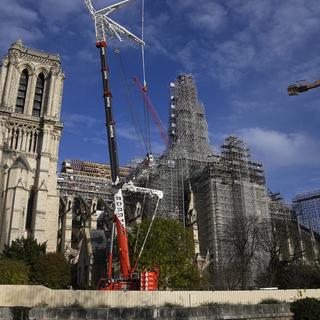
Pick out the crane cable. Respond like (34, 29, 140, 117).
(132, 196, 161, 273)
(114, 49, 149, 154)
(141, 0, 146, 89)
(133, 173, 150, 255)
(141, 0, 151, 152)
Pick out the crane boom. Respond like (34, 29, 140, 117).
(288, 79, 320, 96)
(85, 0, 144, 44)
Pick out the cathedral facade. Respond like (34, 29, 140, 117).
(0, 40, 64, 252)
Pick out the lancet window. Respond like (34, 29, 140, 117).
(26, 188, 35, 230)
(15, 69, 29, 114)
(33, 73, 45, 117)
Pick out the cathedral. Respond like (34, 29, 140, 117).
(0, 41, 318, 290)
(0, 40, 64, 252)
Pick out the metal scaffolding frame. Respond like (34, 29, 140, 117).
(191, 136, 270, 273)
(145, 74, 214, 220)
(293, 191, 320, 234)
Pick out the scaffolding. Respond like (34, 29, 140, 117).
(268, 191, 294, 221)
(57, 159, 141, 257)
(61, 159, 130, 179)
(57, 160, 135, 232)
(293, 190, 320, 234)
(141, 76, 267, 229)
(269, 192, 320, 265)
(58, 160, 134, 200)
(55, 73, 320, 288)
(140, 74, 214, 220)
(190, 135, 270, 288)
(190, 135, 319, 288)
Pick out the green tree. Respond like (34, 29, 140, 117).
(273, 261, 320, 289)
(291, 298, 320, 320)
(2, 237, 46, 266)
(32, 253, 71, 289)
(129, 218, 200, 290)
(0, 258, 29, 284)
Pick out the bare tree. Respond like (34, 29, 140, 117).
(222, 215, 262, 289)
(258, 216, 320, 288)
(257, 218, 288, 287)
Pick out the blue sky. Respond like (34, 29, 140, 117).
(1, 0, 320, 203)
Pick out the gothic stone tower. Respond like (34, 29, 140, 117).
(0, 40, 64, 251)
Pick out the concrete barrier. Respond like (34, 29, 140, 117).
(0, 305, 294, 320)
(0, 285, 318, 308)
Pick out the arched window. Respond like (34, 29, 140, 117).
(33, 73, 45, 117)
(15, 69, 29, 114)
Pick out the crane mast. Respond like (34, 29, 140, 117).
(97, 41, 131, 278)
(84, 0, 162, 291)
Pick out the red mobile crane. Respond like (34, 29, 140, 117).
(84, 0, 163, 291)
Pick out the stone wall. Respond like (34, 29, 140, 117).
(0, 305, 293, 320)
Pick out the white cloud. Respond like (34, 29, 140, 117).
(76, 49, 96, 63)
(117, 125, 140, 142)
(0, 26, 42, 49)
(63, 113, 99, 133)
(117, 121, 167, 156)
(144, 12, 171, 56)
(38, 0, 82, 23)
(263, 2, 319, 57)
(0, 0, 42, 51)
(176, 40, 197, 71)
(231, 99, 259, 113)
(236, 128, 320, 168)
(212, 40, 256, 70)
(0, 1, 38, 22)
(230, 0, 272, 23)
(237, 0, 320, 70)
(164, 0, 320, 87)
(169, 0, 227, 32)
(281, 56, 320, 86)
(189, 2, 227, 32)
(83, 137, 105, 145)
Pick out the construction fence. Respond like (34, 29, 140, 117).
(0, 285, 319, 308)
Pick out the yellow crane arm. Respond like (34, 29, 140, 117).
(288, 79, 320, 96)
